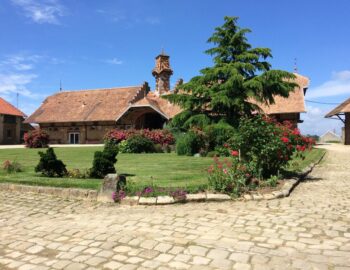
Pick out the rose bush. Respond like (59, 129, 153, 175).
(207, 115, 315, 195)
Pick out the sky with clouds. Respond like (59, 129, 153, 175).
(0, 0, 349, 136)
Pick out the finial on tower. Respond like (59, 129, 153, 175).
(294, 58, 298, 73)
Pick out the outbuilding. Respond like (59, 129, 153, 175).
(325, 98, 350, 145)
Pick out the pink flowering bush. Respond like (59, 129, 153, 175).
(208, 153, 255, 196)
(105, 129, 175, 146)
(24, 129, 49, 148)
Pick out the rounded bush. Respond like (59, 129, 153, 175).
(176, 132, 202, 156)
(125, 135, 156, 153)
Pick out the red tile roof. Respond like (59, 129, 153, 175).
(25, 86, 144, 123)
(250, 73, 309, 115)
(0, 97, 26, 117)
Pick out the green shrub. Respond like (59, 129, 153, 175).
(90, 142, 119, 178)
(204, 122, 236, 151)
(206, 151, 219, 158)
(2, 160, 22, 173)
(124, 135, 156, 153)
(208, 154, 255, 196)
(67, 168, 91, 179)
(35, 148, 67, 177)
(176, 132, 203, 156)
(228, 116, 315, 178)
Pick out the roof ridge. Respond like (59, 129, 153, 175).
(56, 85, 142, 94)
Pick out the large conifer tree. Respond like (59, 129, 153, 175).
(164, 16, 297, 129)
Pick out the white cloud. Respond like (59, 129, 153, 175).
(299, 105, 343, 136)
(307, 70, 350, 98)
(0, 73, 37, 97)
(0, 54, 42, 71)
(11, 0, 66, 24)
(104, 58, 123, 65)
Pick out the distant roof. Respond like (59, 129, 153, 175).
(25, 86, 144, 123)
(0, 97, 26, 117)
(250, 73, 310, 115)
(325, 97, 350, 118)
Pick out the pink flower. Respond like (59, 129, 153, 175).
(230, 150, 239, 157)
(223, 169, 228, 174)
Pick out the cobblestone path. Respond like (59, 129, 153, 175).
(0, 144, 349, 270)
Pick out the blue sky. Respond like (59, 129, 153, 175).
(0, 0, 349, 135)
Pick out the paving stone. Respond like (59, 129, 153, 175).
(0, 144, 349, 270)
(103, 261, 124, 270)
(185, 245, 208, 256)
(154, 253, 174, 263)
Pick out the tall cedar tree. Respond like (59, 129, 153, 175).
(163, 16, 297, 129)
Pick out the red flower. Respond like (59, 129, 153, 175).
(230, 150, 239, 157)
(292, 128, 300, 135)
(281, 137, 289, 143)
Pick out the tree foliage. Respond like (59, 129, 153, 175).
(164, 16, 297, 128)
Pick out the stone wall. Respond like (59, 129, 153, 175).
(0, 115, 22, 144)
(40, 121, 116, 144)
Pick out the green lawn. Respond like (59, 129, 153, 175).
(284, 148, 326, 175)
(0, 147, 212, 190)
(0, 146, 325, 191)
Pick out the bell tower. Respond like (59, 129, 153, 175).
(152, 50, 173, 96)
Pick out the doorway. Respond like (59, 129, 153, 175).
(69, 133, 80, 144)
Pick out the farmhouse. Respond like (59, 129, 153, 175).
(25, 53, 309, 144)
(325, 97, 350, 145)
(0, 97, 27, 144)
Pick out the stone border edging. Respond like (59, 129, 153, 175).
(0, 151, 326, 205)
(0, 183, 98, 201)
(243, 150, 326, 201)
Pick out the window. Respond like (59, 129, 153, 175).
(4, 115, 16, 124)
(7, 129, 12, 138)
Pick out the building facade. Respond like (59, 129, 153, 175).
(0, 98, 27, 144)
(326, 98, 350, 145)
(25, 53, 309, 144)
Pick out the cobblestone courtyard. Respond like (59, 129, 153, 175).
(0, 144, 349, 270)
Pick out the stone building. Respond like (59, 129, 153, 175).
(319, 130, 342, 143)
(25, 53, 309, 144)
(325, 97, 350, 145)
(0, 97, 26, 144)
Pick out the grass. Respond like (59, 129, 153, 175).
(284, 148, 326, 176)
(0, 146, 325, 191)
(0, 147, 212, 190)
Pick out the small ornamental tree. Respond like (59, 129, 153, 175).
(35, 148, 67, 177)
(24, 129, 49, 148)
(163, 16, 297, 129)
(90, 142, 119, 178)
